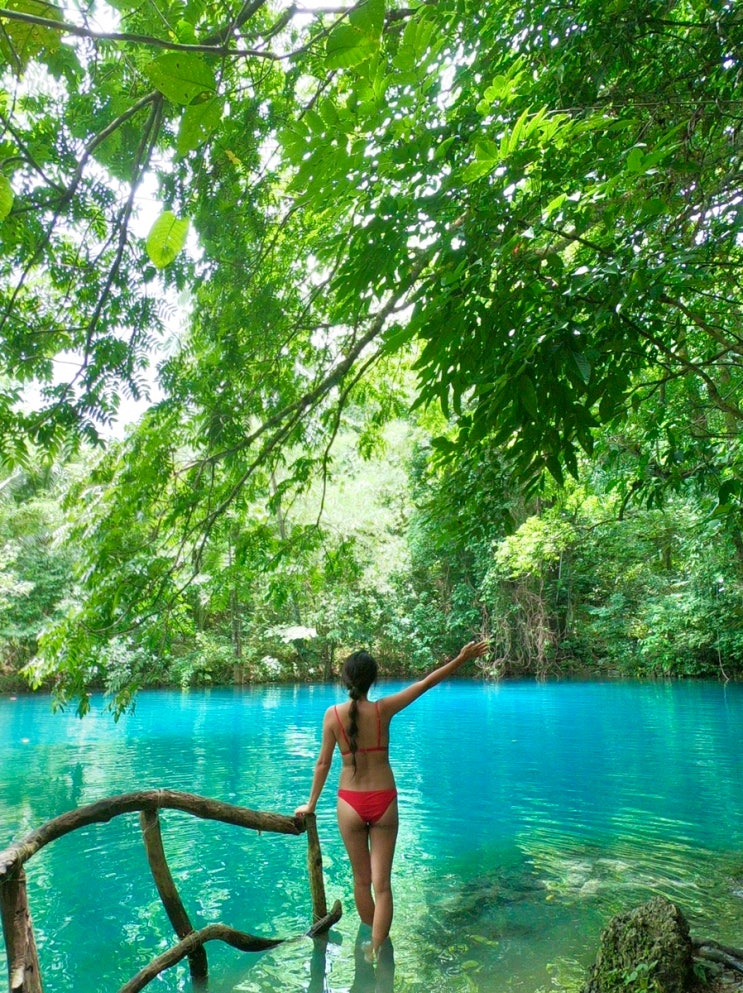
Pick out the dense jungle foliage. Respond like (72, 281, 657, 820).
(2, 416, 743, 704)
(0, 0, 741, 710)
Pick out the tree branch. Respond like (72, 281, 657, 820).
(660, 293, 743, 354)
(0, 6, 280, 57)
(619, 313, 743, 422)
(0, 91, 161, 341)
(201, 0, 271, 46)
(192, 250, 433, 473)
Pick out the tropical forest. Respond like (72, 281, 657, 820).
(0, 0, 741, 708)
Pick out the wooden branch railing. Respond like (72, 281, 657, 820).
(0, 790, 342, 993)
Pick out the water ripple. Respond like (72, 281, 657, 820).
(2, 680, 742, 993)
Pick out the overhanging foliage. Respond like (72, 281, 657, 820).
(0, 0, 741, 704)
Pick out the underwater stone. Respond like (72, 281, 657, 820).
(582, 896, 694, 993)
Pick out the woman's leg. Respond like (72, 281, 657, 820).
(369, 799, 398, 953)
(337, 797, 375, 926)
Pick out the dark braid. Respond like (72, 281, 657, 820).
(341, 651, 378, 775)
(347, 686, 361, 765)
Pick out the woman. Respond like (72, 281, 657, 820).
(294, 639, 489, 957)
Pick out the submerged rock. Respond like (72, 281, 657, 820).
(582, 896, 694, 993)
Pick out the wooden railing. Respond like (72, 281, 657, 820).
(0, 790, 342, 993)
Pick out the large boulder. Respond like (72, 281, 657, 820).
(582, 896, 695, 993)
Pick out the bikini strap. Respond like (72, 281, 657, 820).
(334, 705, 351, 750)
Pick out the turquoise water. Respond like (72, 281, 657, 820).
(1, 680, 742, 993)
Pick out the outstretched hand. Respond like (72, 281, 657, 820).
(457, 639, 489, 663)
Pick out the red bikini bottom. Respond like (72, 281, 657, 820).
(337, 788, 398, 825)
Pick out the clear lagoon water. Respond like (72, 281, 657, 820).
(1, 679, 742, 993)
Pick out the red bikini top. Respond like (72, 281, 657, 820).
(334, 701, 388, 756)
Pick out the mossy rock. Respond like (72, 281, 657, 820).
(582, 896, 694, 993)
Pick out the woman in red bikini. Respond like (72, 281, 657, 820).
(294, 639, 488, 957)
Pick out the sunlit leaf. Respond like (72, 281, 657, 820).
(0, 0, 62, 72)
(349, 0, 385, 37)
(145, 211, 189, 269)
(177, 96, 223, 156)
(0, 175, 14, 220)
(326, 24, 378, 69)
(145, 53, 216, 106)
(392, 15, 436, 70)
(626, 146, 645, 173)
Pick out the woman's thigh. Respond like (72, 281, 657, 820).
(369, 799, 398, 888)
(337, 796, 372, 883)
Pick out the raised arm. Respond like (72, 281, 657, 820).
(381, 640, 489, 718)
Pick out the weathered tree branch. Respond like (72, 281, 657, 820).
(0, 868, 42, 993)
(693, 937, 743, 974)
(117, 899, 342, 993)
(0, 790, 302, 881)
(117, 924, 284, 993)
(2, 793, 340, 993)
(139, 808, 208, 980)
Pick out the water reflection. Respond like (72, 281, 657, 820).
(304, 930, 395, 993)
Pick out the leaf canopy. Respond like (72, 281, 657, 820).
(0, 0, 741, 703)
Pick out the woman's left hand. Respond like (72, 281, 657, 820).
(458, 639, 489, 662)
(294, 803, 314, 818)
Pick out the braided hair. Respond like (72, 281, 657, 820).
(341, 650, 378, 774)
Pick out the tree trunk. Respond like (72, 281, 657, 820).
(227, 528, 245, 682)
(304, 814, 327, 922)
(0, 868, 42, 993)
(139, 808, 208, 981)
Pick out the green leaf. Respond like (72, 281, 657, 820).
(326, 24, 378, 69)
(518, 375, 539, 419)
(176, 19, 198, 44)
(543, 192, 567, 219)
(434, 136, 456, 161)
(475, 138, 500, 161)
(0, 0, 62, 72)
(571, 351, 591, 384)
(461, 137, 502, 181)
(145, 211, 189, 269)
(462, 160, 495, 182)
(507, 107, 531, 154)
(145, 53, 216, 106)
(640, 197, 667, 220)
(177, 96, 223, 156)
(0, 174, 14, 220)
(391, 16, 435, 70)
(318, 99, 340, 127)
(380, 322, 415, 356)
(349, 0, 385, 37)
(626, 146, 645, 173)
